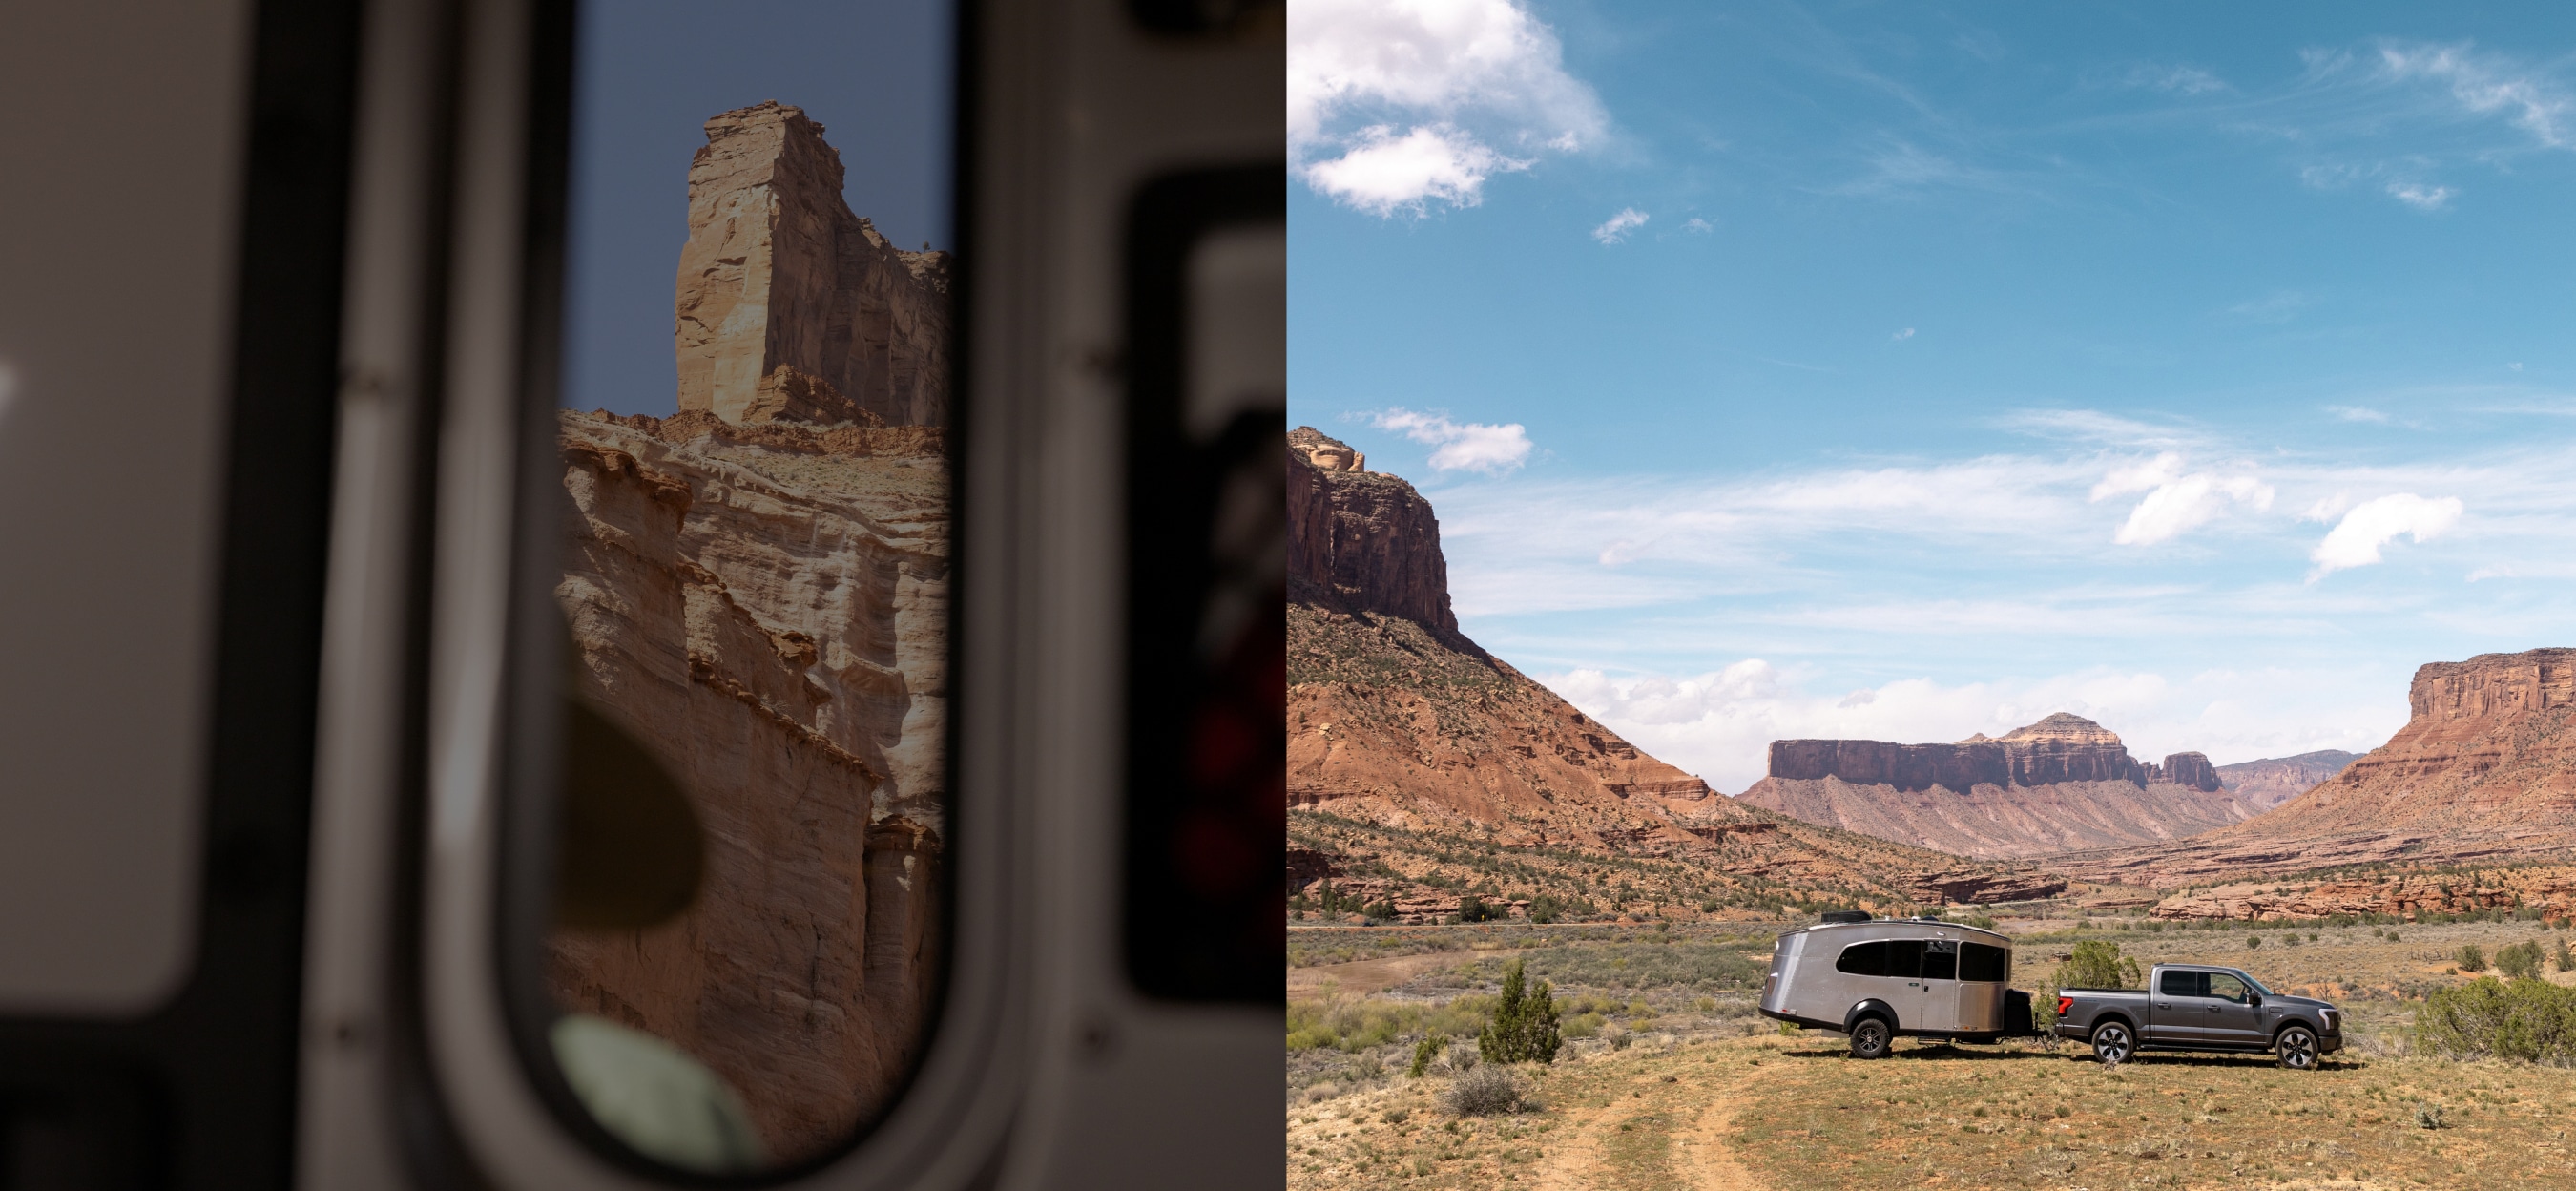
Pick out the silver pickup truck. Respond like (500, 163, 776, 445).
(2054, 963, 2343, 1069)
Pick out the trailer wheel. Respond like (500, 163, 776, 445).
(2276, 1025, 2318, 1071)
(2089, 1020, 2132, 1066)
(1849, 1017, 1891, 1059)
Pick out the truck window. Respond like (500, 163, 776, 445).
(1835, 941, 1887, 976)
(1921, 940, 1958, 981)
(1958, 942, 2009, 983)
(2160, 970, 2205, 997)
(2206, 973, 2252, 1003)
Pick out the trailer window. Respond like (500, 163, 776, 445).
(1834, 941, 1887, 976)
(1958, 943, 2009, 983)
(1920, 940, 1958, 981)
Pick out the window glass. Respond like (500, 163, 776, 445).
(1958, 942, 2010, 983)
(2207, 973, 2251, 1004)
(1882, 939, 1923, 980)
(1834, 941, 1886, 977)
(2161, 970, 2204, 997)
(535, 0, 953, 1173)
(1920, 940, 1958, 982)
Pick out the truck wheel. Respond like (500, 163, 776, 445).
(2089, 1020, 2132, 1066)
(2276, 1025, 2318, 1071)
(1849, 1017, 1891, 1059)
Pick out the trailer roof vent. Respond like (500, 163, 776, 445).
(1819, 909, 1871, 924)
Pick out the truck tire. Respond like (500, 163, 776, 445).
(2275, 1025, 2318, 1071)
(1849, 1017, 1891, 1059)
(2089, 1020, 2133, 1066)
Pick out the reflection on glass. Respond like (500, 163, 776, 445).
(547, 93, 950, 1171)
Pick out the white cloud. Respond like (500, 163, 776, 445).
(1997, 408, 2203, 449)
(2132, 64, 2230, 95)
(1590, 207, 1648, 244)
(1302, 125, 1525, 216)
(2309, 492, 2464, 576)
(2385, 181, 2456, 210)
(2223, 291, 2313, 324)
(1539, 661, 2401, 795)
(1367, 407, 1533, 473)
(2379, 42, 2576, 149)
(1890, 327, 1915, 342)
(1681, 217, 1714, 233)
(1288, 0, 1607, 215)
(2326, 405, 2389, 423)
(2088, 452, 2275, 545)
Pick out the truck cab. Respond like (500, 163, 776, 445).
(2053, 963, 2344, 1069)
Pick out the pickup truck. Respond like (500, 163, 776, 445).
(2054, 963, 2343, 1069)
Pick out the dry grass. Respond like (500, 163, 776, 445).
(1286, 917, 2576, 1189)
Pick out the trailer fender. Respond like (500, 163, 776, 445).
(1844, 999, 1899, 1034)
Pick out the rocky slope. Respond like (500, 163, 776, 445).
(1284, 430, 2057, 911)
(551, 410, 945, 1160)
(2048, 649, 2576, 888)
(2215, 749, 2358, 811)
(1740, 715, 2257, 860)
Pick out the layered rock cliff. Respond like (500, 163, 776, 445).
(2213, 750, 2357, 811)
(1285, 430, 2052, 909)
(1743, 714, 2257, 859)
(675, 102, 948, 428)
(2048, 649, 2576, 888)
(549, 408, 946, 1161)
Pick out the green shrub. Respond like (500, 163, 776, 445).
(2052, 940, 2142, 992)
(2414, 976, 2576, 1064)
(2554, 938, 2576, 973)
(1409, 1034, 1444, 1077)
(1457, 895, 1501, 924)
(2498, 941, 2546, 980)
(1476, 959, 1563, 1065)
(2247, 936, 2263, 950)
(2456, 944, 2487, 973)
(1560, 1011, 1605, 1039)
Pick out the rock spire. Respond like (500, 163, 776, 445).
(674, 101, 949, 428)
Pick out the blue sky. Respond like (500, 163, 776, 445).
(1289, 0, 2576, 791)
(560, 0, 950, 417)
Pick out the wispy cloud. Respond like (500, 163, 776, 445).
(2223, 291, 2314, 324)
(1289, 0, 1607, 216)
(1890, 327, 1916, 342)
(1366, 407, 1534, 473)
(2377, 41, 2576, 148)
(2385, 181, 2456, 211)
(1681, 217, 1714, 234)
(1591, 207, 1649, 243)
(1996, 408, 2206, 449)
(2129, 64, 2231, 95)
(2326, 405, 2390, 424)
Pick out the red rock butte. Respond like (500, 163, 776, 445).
(675, 101, 949, 428)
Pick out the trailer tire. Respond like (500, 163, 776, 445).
(1849, 1016, 1891, 1059)
(2090, 1020, 2133, 1066)
(2276, 1025, 2318, 1071)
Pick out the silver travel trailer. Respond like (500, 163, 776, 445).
(1758, 914, 2037, 1057)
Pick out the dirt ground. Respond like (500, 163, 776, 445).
(1287, 916, 2576, 1190)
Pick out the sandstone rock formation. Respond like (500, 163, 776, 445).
(2048, 649, 2576, 888)
(2214, 750, 2358, 811)
(1744, 715, 2259, 859)
(675, 102, 948, 428)
(1284, 430, 2054, 909)
(549, 408, 946, 1161)
(2149, 867, 2576, 923)
(1288, 426, 1454, 635)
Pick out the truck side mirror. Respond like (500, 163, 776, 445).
(2247, 993, 2262, 1007)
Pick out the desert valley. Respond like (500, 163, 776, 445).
(1283, 428, 2576, 1190)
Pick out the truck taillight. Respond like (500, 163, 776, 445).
(2055, 996, 2072, 1017)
